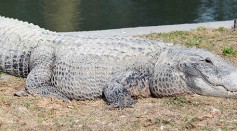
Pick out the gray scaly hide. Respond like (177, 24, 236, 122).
(1, 15, 237, 109)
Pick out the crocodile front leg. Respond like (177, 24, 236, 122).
(103, 82, 136, 109)
(26, 45, 70, 101)
(103, 65, 153, 109)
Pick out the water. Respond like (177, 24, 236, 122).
(0, 0, 237, 32)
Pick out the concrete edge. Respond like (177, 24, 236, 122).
(63, 20, 234, 37)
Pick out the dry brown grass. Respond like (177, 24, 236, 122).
(0, 28, 237, 130)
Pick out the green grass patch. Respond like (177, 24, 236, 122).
(216, 27, 227, 32)
(223, 47, 237, 56)
(196, 27, 207, 31)
(142, 27, 237, 58)
(146, 31, 205, 48)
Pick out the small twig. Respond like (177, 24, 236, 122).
(234, 19, 237, 31)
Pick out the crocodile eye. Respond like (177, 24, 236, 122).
(205, 58, 212, 64)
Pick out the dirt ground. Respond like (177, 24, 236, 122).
(0, 28, 237, 130)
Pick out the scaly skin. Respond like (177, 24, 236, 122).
(1, 15, 237, 109)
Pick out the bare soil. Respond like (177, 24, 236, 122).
(0, 28, 237, 130)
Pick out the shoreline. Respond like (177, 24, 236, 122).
(64, 20, 234, 37)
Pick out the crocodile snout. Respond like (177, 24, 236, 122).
(223, 72, 237, 92)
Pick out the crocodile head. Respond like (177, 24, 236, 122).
(151, 45, 237, 98)
(177, 47, 237, 98)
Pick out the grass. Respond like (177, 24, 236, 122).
(223, 47, 236, 56)
(143, 27, 237, 58)
(0, 27, 237, 130)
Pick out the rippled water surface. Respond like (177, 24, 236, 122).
(0, 0, 237, 32)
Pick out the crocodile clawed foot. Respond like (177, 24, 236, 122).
(104, 82, 137, 109)
(108, 93, 137, 110)
(108, 100, 136, 110)
(109, 99, 136, 110)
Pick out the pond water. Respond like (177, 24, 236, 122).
(0, 0, 237, 32)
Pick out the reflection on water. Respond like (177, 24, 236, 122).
(41, 0, 79, 32)
(0, 0, 237, 32)
(195, 0, 237, 22)
(77, 0, 200, 31)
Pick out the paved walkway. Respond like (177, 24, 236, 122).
(64, 20, 234, 37)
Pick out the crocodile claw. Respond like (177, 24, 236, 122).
(108, 92, 136, 110)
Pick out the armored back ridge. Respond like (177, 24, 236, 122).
(0, 15, 237, 109)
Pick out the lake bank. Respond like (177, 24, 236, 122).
(64, 20, 234, 37)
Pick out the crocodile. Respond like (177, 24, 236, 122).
(1, 15, 237, 109)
